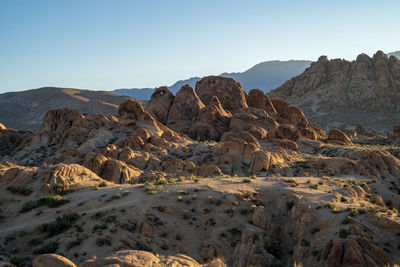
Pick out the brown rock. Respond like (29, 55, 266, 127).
(247, 89, 277, 114)
(167, 85, 205, 133)
(189, 96, 231, 141)
(46, 163, 106, 192)
(328, 128, 352, 145)
(196, 76, 248, 112)
(99, 159, 142, 184)
(275, 124, 301, 141)
(33, 254, 76, 267)
(146, 86, 174, 124)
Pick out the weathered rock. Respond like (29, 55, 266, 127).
(45, 163, 106, 192)
(247, 89, 277, 114)
(189, 96, 231, 141)
(99, 159, 142, 184)
(196, 76, 248, 112)
(167, 85, 205, 133)
(33, 254, 76, 267)
(146, 86, 174, 124)
(275, 124, 301, 141)
(328, 128, 352, 145)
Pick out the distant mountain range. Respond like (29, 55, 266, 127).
(388, 51, 400, 58)
(112, 60, 312, 100)
(0, 87, 130, 130)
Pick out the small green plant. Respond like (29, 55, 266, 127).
(325, 202, 338, 212)
(105, 191, 130, 202)
(145, 184, 163, 194)
(20, 195, 69, 213)
(34, 241, 59, 254)
(339, 228, 349, 238)
(309, 184, 318, 190)
(39, 212, 79, 237)
(301, 239, 310, 246)
(265, 240, 282, 259)
(342, 216, 352, 224)
(283, 178, 299, 187)
(10, 256, 26, 267)
(240, 208, 249, 215)
(30, 238, 43, 246)
(7, 186, 33, 196)
(96, 237, 111, 247)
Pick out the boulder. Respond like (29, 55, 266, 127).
(146, 86, 174, 124)
(45, 163, 106, 193)
(33, 254, 76, 267)
(275, 124, 301, 141)
(195, 76, 248, 112)
(247, 89, 277, 114)
(99, 159, 142, 184)
(189, 96, 231, 141)
(167, 85, 205, 133)
(328, 128, 352, 145)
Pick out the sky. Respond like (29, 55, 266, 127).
(0, 0, 399, 93)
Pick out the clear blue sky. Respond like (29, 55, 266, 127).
(0, 0, 399, 93)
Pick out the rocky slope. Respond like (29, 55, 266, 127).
(0, 87, 131, 130)
(268, 51, 400, 132)
(113, 60, 311, 100)
(1, 76, 400, 266)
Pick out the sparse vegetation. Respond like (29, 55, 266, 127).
(7, 185, 33, 196)
(20, 195, 69, 213)
(39, 212, 79, 237)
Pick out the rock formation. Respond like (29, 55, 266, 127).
(269, 51, 400, 131)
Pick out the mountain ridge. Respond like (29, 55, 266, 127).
(112, 60, 312, 99)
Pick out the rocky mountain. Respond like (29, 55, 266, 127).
(112, 60, 311, 100)
(388, 51, 400, 58)
(0, 87, 131, 131)
(268, 51, 400, 132)
(2, 75, 400, 266)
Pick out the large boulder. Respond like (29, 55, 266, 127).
(0, 124, 27, 156)
(45, 163, 106, 193)
(328, 128, 352, 145)
(167, 85, 205, 133)
(81, 250, 224, 267)
(40, 108, 82, 145)
(146, 86, 174, 124)
(195, 76, 248, 112)
(189, 96, 232, 141)
(247, 89, 277, 114)
(33, 254, 76, 267)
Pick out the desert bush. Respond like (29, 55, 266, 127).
(96, 237, 111, 247)
(20, 195, 69, 213)
(7, 185, 32, 196)
(39, 212, 79, 237)
(34, 241, 59, 254)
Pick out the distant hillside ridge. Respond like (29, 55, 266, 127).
(112, 60, 311, 100)
(0, 87, 131, 130)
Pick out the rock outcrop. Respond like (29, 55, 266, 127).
(269, 51, 400, 131)
(146, 86, 174, 124)
(195, 76, 248, 112)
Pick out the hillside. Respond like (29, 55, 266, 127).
(268, 51, 400, 132)
(112, 60, 311, 100)
(1, 76, 400, 266)
(0, 87, 131, 131)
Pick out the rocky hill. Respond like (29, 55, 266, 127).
(0, 87, 131, 131)
(1, 76, 400, 266)
(388, 51, 400, 58)
(112, 60, 311, 100)
(268, 51, 400, 132)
